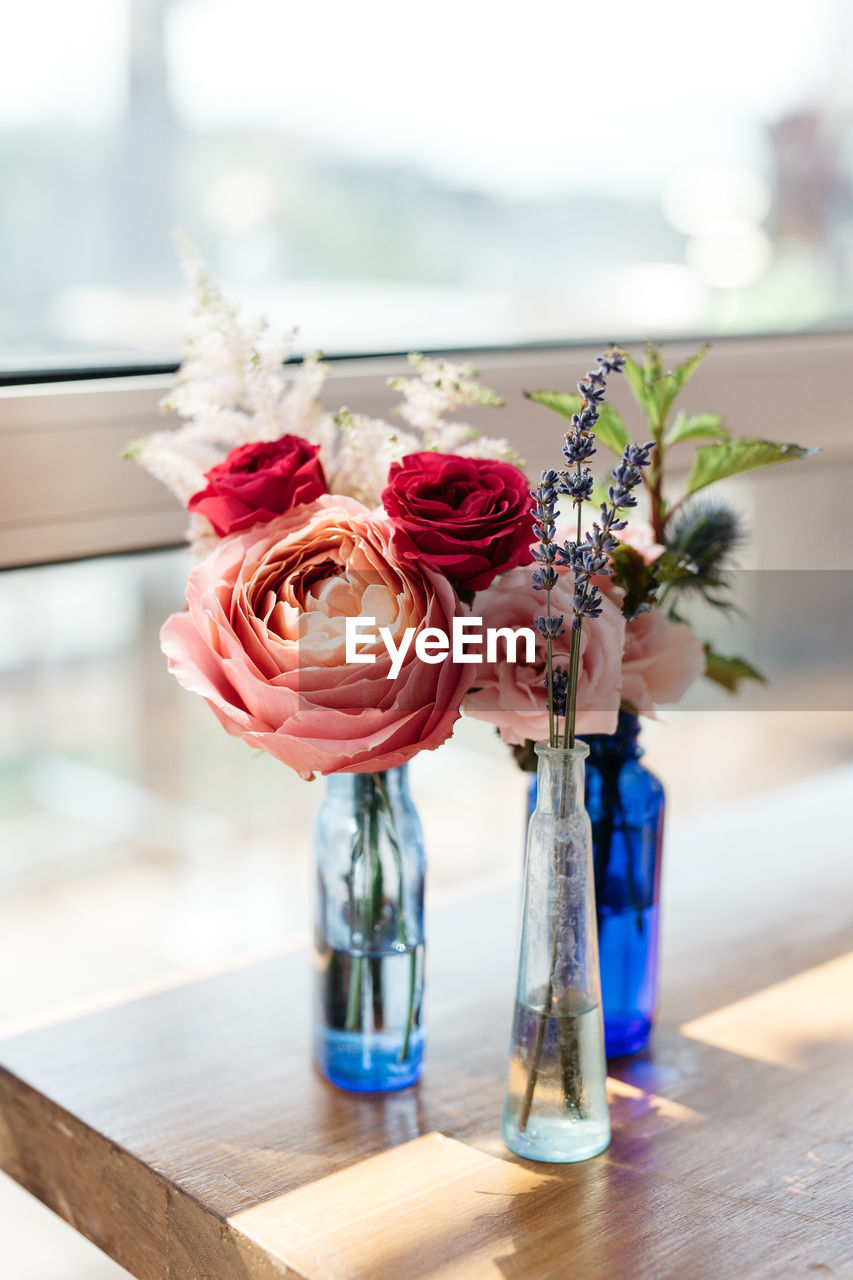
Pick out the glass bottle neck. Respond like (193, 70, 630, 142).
(324, 765, 410, 803)
(534, 744, 588, 815)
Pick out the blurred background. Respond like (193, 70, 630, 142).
(1, 1, 853, 1275)
(3, 0, 853, 370)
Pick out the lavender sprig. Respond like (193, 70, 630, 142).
(528, 348, 655, 753)
(530, 469, 562, 746)
(520, 347, 650, 1141)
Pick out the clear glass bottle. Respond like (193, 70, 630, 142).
(526, 712, 665, 1057)
(504, 743, 610, 1163)
(313, 767, 425, 1092)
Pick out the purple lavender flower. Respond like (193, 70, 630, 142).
(570, 583, 603, 628)
(562, 431, 597, 466)
(560, 468, 595, 504)
(577, 378, 606, 406)
(596, 350, 626, 375)
(534, 614, 566, 639)
(551, 664, 569, 718)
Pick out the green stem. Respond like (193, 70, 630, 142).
(372, 772, 417, 1064)
(344, 956, 363, 1032)
(344, 827, 365, 1032)
(565, 620, 583, 753)
(563, 486, 584, 754)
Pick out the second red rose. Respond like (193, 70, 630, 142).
(382, 451, 533, 592)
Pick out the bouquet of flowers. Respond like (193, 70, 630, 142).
(127, 246, 543, 1090)
(127, 243, 534, 780)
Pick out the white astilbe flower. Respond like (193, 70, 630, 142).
(124, 431, 223, 505)
(387, 354, 524, 469)
(325, 411, 420, 507)
(126, 244, 527, 555)
(388, 353, 504, 436)
(126, 238, 335, 551)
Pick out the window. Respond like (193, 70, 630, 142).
(3, 0, 853, 371)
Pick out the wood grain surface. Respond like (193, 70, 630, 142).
(0, 765, 852, 1278)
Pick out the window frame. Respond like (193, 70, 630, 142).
(1, 333, 850, 571)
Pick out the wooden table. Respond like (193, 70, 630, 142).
(1, 764, 852, 1278)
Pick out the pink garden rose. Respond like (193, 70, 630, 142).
(161, 496, 473, 778)
(464, 564, 625, 745)
(618, 604, 705, 717)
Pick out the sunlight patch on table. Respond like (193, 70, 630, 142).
(607, 1076, 705, 1125)
(681, 950, 853, 1069)
(229, 1132, 555, 1279)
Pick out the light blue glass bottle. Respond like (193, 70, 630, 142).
(526, 711, 665, 1057)
(313, 767, 425, 1092)
(503, 743, 611, 1163)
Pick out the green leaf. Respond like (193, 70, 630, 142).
(703, 646, 767, 693)
(666, 411, 728, 446)
(670, 344, 710, 392)
(526, 391, 630, 455)
(610, 544, 659, 621)
(643, 342, 663, 382)
(622, 355, 649, 414)
(653, 549, 700, 584)
(524, 390, 577, 422)
(650, 374, 678, 424)
(686, 438, 818, 495)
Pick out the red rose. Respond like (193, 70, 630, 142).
(188, 435, 327, 536)
(382, 452, 533, 591)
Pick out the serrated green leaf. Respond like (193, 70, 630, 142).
(686, 438, 818, 494)
(666, 412, 728, 446)
(610, 544, 659, 621)
(526, 392, 629, 455)
(703, 646, 767, 693)
(670, 344, 710, 392)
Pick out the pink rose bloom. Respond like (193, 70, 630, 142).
(619, 604, 705, 717)
(464, 564, 625, 745)
(161, 496, 472, 778)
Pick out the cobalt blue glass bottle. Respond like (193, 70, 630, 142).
(313, 767, 425, 1092)
(526, 712, 664, 1057)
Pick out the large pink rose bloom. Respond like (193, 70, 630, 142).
(464, 565, 625, 745)
(618, 604, 705, 717)
(161, 496, 472, 778)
